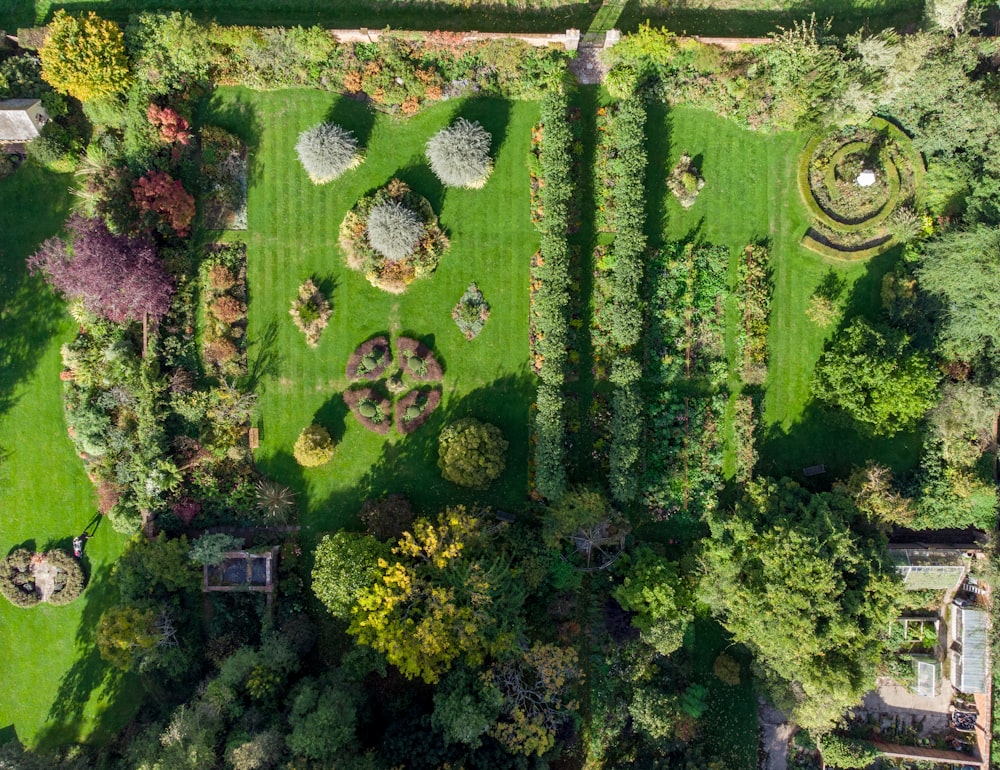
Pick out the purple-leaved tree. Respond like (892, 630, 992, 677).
(28, 215, 174, 323)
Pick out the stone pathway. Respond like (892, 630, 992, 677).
(759, 699, 795, 770)
(569, 37, 606, 85)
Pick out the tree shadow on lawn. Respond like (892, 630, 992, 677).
(307, 370, 534, 534)
(326, 96, 377, 152)
(34, 563, 135, 750)
(0, 167, 73, 450)
(196, 91, 265, 189)
(392, 163, 446, 219)
(243, 318, 281, 394)
(758, 245, 921, 482)
(450, 98, 512, 166)
(313, 392, 350, 445)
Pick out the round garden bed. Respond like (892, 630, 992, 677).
(798, 118, 923, 260)
(0, 549, 85, 608)
(339, 179, 449, 293)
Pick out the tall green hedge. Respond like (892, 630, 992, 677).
(606, 97, 647, 504)
(532, 90, 573, 501)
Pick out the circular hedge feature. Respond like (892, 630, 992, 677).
(0, 548, 85, 608)
(798, 118, 924, 261)
(295, 122, 363, 184)
(293, 424, 336, 467)
(340, 179, 449, 294)
(425, 118, 493, 189)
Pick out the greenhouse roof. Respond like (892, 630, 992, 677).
(954, 607, 988, 694)
(891, 549, 966, 590)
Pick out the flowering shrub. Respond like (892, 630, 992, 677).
(133, 171, 196, 237)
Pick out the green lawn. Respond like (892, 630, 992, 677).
(0, 165, 139, 750)
(688, 614, 758, 767)
(650, 105, 922, 480)
(3, 0, 920, 37)
(202, 89, 538, 533)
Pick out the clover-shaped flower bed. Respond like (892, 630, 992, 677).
(343, 387, 393, 435)
(339, 179, 449, 294)
(345, 336, 443, 435)
(0, 549, 85, 608)
(395, 388, 443, 435)
(346, 336, 393, 380)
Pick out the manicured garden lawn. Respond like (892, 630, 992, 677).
(202, 89, 537, 533)
(649, 105, 922, 480)
(0, 166, 139, 749)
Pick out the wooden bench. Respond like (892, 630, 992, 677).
(248, 427, 260, 450)
(803, 464, 826, 477)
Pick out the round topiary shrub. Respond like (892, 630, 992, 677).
(343, 387, 393, 435)
(437, 417, 508, 489)
(293, 424, 336, 467)
(366, 202, 423, 263)
(295, 122, 363, 184)
(425, 118, 493, 189)
(0, 548, 85, 607)
(340, 180, 449, 293)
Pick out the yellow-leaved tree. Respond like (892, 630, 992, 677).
(39, 10, 132, 102)
(348, 506, 525, 683)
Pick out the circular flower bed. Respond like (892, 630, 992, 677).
(0, 548, 85, 608)
(798, 118, 923, 260)
(344, 335, 443, 434)
(339, 179, 449, 293)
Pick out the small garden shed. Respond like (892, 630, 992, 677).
(0, 99, 48, 147)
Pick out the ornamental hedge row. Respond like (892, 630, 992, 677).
(606, 97, 648, 504)
(609, 96, 648, 352)
(531, 90, 573, 501)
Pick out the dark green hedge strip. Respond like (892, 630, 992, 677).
(607, 97, 647, 504)
(609, 96, 648, 352)
(609, 356, 642, 505)
(532, 89, 573, 501)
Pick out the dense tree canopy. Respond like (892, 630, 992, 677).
(349, 507, 525, 683)
(812, 317, 938, 435)
(40, 10, 132, 101)
(27, 215, 174, 324)
(700, 478, 900, 733)
(918, 226, 1000, 369)
(311, 531, 390, 619)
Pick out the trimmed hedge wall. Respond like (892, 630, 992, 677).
(606, 96, 647, 505)
(531, 90, 573, 501)
(609, 96, 648, 352)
